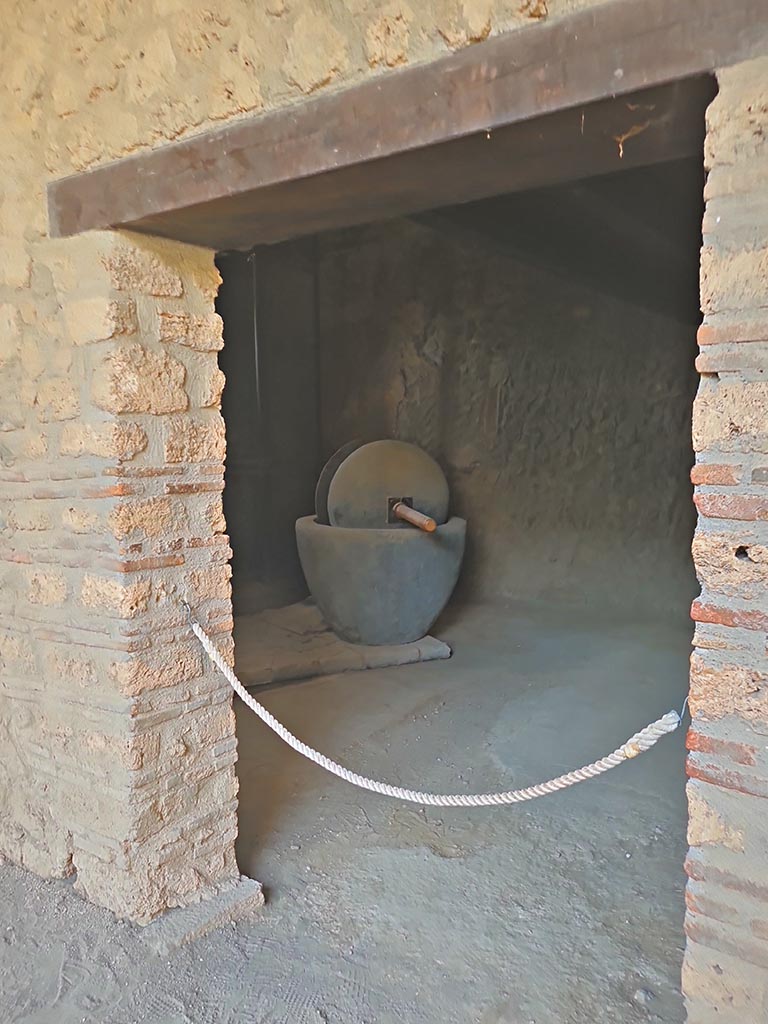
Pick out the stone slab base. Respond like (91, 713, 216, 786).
(234, 600, 451, 687)
(144, 876, 264, 956)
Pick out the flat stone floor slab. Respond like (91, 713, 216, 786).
(143, 876, 264, 956)
(233, 600, 451, 687)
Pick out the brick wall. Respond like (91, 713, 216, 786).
(684, 57, 768, 1020)
(0, 231, 237, 921)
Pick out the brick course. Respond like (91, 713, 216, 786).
(0, 231, 238, 921)
(684, 57, 768, 1022)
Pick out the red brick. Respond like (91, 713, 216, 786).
(697, 318, 768, 346)
(50, 468, 97, 482)
(165, 482, 223, 494)
(691, 599, 768, 631)
(187, 535, 230, 549)
(101, 554, 185, 573)
(685, 916, 768, 971)
(103, 466, 179, 478)
(83, 483, 138, 499)
(687, 759, 768, 800)
(685, 887, 702, 914)
(698, 324, 717, 346)
(31, 486, 79, 499)
(686, 850, 768, 902)
(4, 551, 32, 564)
(687, 729, 757, 766)
(685, 885, 743, 927)
(691, 464, 741, 486)
(695, 493, 768, 521)
(696, 343, 768, 374)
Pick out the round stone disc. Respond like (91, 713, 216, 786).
(327, 439, 449, 529)
(314, 439, 363, 524)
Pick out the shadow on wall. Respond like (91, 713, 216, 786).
(316, 215, 700, 617)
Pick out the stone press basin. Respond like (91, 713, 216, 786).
(295, 516, 466, 645)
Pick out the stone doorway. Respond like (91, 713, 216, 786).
(212, 155, 703, 1020)
(10, 7, 766, 1013)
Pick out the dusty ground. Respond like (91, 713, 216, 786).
(1, 602, 690, 1023)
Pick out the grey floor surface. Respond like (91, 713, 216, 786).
(1, 602, 690, 1023)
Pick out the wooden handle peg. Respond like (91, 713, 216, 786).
(393, 501, 437, 532)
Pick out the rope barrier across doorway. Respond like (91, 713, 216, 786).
(184, 602, 682, 809)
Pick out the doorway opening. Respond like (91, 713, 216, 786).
(216, 147, 703, 1018)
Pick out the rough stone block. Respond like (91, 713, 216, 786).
(22, 432, 48, 459)
(0, 240, 32, 288)
(687, 780, 745, 852)
(64, 297, 138, 345)
(701, 246, 768, 316)
(81, 575, 151, 618)
(0, 303, 21, 367)
(109, 640, 205, 696)
(59, 421, 148, 460)
(43, 648, 97, 688)
(693, 378, 768, 453)
(92, 343, 188, 414)
(35, 377, 80, 422)
(27, 570, 68, 607)
(203, 500, 227, 538)
(690, 651, 768, 723)
(0, 632, 35, 674)
(185, 565, 232, 602)
(194, 358, 226, 409)
(683, 940, 768, 1023)
(365, 7, 412, 68)
(135, 766, 238, 843)
(7, 502, 51, 531)
(104, 246, 183, 296)
(158, 311, 223, 350)
(704, 57, 768, 169)
(108, 496, 186, 540)
(283, 8, 348, 93)
(164, 415, 226, 463)
(143, 876, 263, 954)
(692, 532, 768, 600)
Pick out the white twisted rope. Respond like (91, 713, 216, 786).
(188, 611, 680, 808)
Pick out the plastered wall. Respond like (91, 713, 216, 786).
(318, 217, 699, 614)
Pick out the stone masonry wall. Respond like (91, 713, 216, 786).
(683, 57, 768, 1021)
(0, 230, 237, 921)
(2, 14, 768, 1017)
(0, 0, 611, 921)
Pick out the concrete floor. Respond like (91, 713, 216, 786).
(0, 601, 690, 1023)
